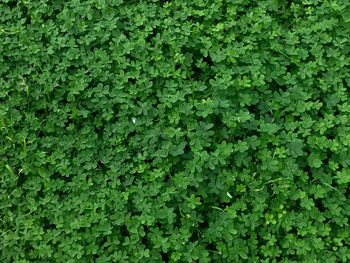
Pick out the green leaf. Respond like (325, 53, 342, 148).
(287, 139, 304, 157)
(307, 152, 323, 168)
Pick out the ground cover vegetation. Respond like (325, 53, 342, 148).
(1, 0, 350, 262)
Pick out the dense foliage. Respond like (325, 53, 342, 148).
(1, 0, 350, 262)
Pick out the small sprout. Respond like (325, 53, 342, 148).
(227, 191, 232, 198)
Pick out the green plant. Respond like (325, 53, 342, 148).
(1, 0, 350, 262)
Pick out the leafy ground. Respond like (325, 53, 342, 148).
(1, 0, 350, 262)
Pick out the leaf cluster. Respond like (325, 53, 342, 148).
(1, 0, 350, 262)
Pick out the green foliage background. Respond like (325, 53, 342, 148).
(1, 0, 350, 262)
